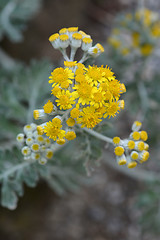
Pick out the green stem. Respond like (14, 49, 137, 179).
(0, 161, 33, 181)
(83, 128, 113, 144)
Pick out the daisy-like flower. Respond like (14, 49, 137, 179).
(108, 79, 121, 100)
(49, 67, 74, 88)
(90, 87, 106, 108)
(70, 108, 80, 119)
(100, 65, 115, 81)
(65, 130, 76, 140)
(44, 117, 65, 140)
(43, 100, 54, 114)
(66, 118, 75, 127)
(55, 90, 76, 110)
(51, 86, 62, 97)
(73, 81, 92, 105)
(104, 101, 120, 118)
(85, 66, 102, 86)
(77, 106, 101, 128)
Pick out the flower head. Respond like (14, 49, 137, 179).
(77, 106, 101, 128)
(44, 117, 65, 141)
(56, 90, 75, 110)
(49, 67, 74, 88)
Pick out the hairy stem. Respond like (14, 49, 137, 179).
(83, 128, 113, 144)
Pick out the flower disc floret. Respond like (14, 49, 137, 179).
(113, 137, 121, 145)
(114, 146, 124, 156)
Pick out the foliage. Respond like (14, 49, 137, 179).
(0, 0, 41, 42)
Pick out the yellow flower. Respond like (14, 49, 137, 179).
(75, 74, 86, 84)
(44, 117, 65, 141)
(90, 87, 106, 108)
(51, 86, 62, 97)
(73, 81, 92, 105)
(78, 106, 101, 128)
(121, 48, 130, 55)
(56, 138, 66, 145)
(104, 101, 120, 118)
(49, 67, 74, 88)
(114, 146, 124, 156)
(96, 106, 107, 118)
(65, 131, 76, 140)
(56, 90, 75, 110)
(43, 100, 54, 114)
(151, 22, 160, 37)
(85, 66, 102, 86)
(113, 137, 121, 145)
(135, 8, 152, 26)
(108, 37, 121, 48)
(64, 61, 77, 68)
(75, 63, 86, 75)
(66, 118, 75, 127)
(103, 90, 113, 102)
(140, 44, 153, 56)
(108, 79, 121, 99)
(132, 32, 140, 47)
(70, 108, 80, 118)
(100, 65, 115, 81)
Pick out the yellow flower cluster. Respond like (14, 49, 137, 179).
(108, 8, 160, 57)
(49, 63, 125, 130)
(113, 121, 149, 168)
(31, 27, 126, 144)
(15, 27, 126, 165)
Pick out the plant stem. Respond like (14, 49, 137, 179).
(83, 128, 113, 144)
(0, 161, 32, 181)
